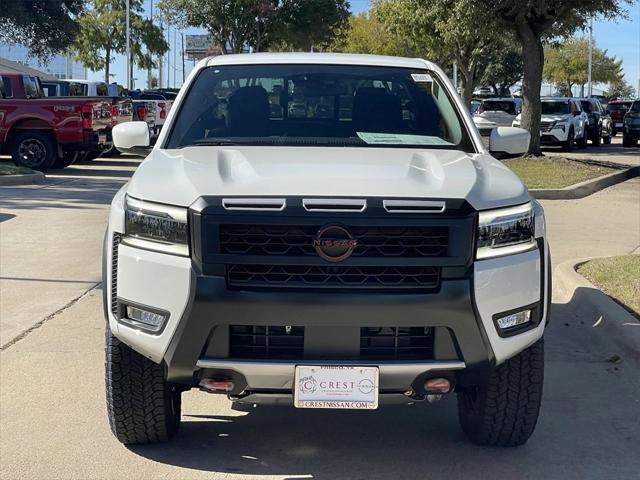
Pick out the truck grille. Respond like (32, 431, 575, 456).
(228, 326, 435, 360)
(227, 264, 440, 291)
(229, 325, 304, 359)
(540, 121, 554, 132)
(220, 224, 448, 258)
(360, 327, 435, 360)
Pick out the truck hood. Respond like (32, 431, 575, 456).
(540, 114, 571, 122)
(126, 147, 530, 211)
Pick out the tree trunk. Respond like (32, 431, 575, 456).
(104, 45, 110, 83)
(456, 61, 475, 107)
(518, 24, 544, 155)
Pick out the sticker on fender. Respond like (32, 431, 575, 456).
(294, 365, 379, 409)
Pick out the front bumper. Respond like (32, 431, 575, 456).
(106, 239, 548, 399)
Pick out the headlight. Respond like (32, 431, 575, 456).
(476, 202, 536, 259)
(123, 195, 189, 256)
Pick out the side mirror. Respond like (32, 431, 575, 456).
(113, 121, 151, 156)
(489, 126, 530, 159)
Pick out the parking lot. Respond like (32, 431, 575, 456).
(1, 143, 639, 479)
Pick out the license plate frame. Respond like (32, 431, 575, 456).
(294, 365, 379, 410)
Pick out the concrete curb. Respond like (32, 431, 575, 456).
(0, 171, 46, 186)
(530, 165, 640, 200)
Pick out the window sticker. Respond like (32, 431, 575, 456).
(357, 132, 452, 146)
(411, 73, 433, 82)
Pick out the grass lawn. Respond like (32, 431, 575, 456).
(0, 163, 34, 175)
(503, 156, 616, 189)
(577, 255, 640, 317)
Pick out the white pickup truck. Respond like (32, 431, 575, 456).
(127, 90, 173, 138)
(105, 53, 551, 448)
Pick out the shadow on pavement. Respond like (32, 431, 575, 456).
(128, 291, 640, 478)
(0, 176, 126, 209)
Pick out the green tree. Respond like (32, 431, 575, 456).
(0, 0, 85, 59)
(371, 0, 506, 105)
(73, 0, 169, 83)
(472, 0, 631, 154)
(605, 79, 636, 99)
(158, 0, 348, 54)
(481, 47, 523, 97)
(544, 37, 623, 96)
(330, 9, 412, 56)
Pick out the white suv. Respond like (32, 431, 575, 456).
(513, 97, 588, 150)
(106, 53, 551, 448)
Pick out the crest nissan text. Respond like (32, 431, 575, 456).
(105, 53, 550, 447)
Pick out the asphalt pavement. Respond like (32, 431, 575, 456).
(0, 151, 639, 479)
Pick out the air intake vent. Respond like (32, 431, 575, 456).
(302, 198, 366, 212)
(110, 233, 121, 316)
(222, 198, 286, 211)
(360, 327, 435, 360)
(383, 200, 445, 214)
(229, 325, 304, 359)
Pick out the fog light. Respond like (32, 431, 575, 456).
(496, 309, 531, 330)
(125, 305, 167, 332)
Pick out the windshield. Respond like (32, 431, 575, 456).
(541, 101, 570, 115)
(165, 64, 473, 151)
(480, 100, 516, 114)
(580, 101, 593, 113)
(608, 102, 631, 112)
(630, 101, 640, 113)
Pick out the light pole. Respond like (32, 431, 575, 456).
(587, 17, 593, 97)
(126, 0, 131, 90)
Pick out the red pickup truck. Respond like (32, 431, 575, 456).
(0, 73, 113, 171)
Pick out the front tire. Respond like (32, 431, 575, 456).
(562, 128, 574, 152)
(576, 130, 587, 149)
(105, 329, 181, 444)
(457, 338, 544, 447)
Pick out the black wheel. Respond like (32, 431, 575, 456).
(592, 127, 601, 146)
(10, 131, 56, 171)
(576, 130, 587, 149)
(52, 151, 79, 169)
(562, 128, 574, 151)
(622, 134, 637, 148)
(603, 134, 611, 145)
(105, 329, 181, 444)
(457, 338, 544, 447)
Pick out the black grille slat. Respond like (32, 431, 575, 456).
(110, 233, 121, 315)
(230, 325, 304, 359)
(220, 224, 449, 258)
(360, 327, 435, 360)
(227, 264, 440, 291)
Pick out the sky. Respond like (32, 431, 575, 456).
(92, 0, 640, 95)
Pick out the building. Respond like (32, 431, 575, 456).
(0, 43, 86, 79)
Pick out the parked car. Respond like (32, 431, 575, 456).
(0, 72, 112, 170)
(127, 90, 173, 138)
(474, 98, 522, 129)
(579, 97, 612, 146)
(607, 99, 633, 136)
(105, 53, 550, 448)
(622, 100, 640, 148)
(473, 86, 493, 97)
(513, 97, 588, 151)
(472, 116, 497, 135)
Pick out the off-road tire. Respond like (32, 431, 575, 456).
(10, 131, 56, 171)
(105, 329, 181, 444)
(562, 129, 574, 152)
(457, 338, 544, 447)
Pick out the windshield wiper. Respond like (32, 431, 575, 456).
(185, 139, 241, 147)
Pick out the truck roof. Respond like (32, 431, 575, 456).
(205, 52, 436, 70)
